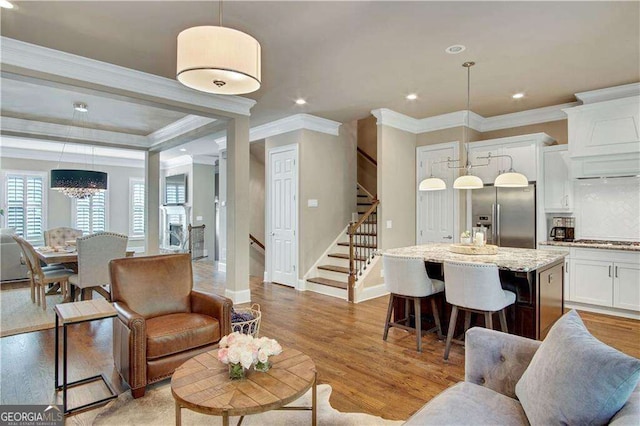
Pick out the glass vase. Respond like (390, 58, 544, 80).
(228, 363, 246, 380)
(254, 360, 271, 372)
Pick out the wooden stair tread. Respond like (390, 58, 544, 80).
(337, 242, 376, 249)
(329, 253, 366, 261)
(306, 277, 348, 290)
(318, 265, 350, 274)
(357, 202, 373, 206)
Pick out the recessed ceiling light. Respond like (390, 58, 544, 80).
(0, 1, 14, 9)
(295, 98, 306, 105)
(512, 93, 525, 99)
(179, 148, 187, 152)
(73, 102, 88, 113)
(445, 45, 466, 54)
(406, 93, 418, 100)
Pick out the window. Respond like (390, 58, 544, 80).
(2, 172, 47, 245)
(129, 179, 145, 238)
(74, 191, 107, 234)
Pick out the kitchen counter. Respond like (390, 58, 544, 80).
(383, 243, 569, 272)
(540, 240, 640, 252)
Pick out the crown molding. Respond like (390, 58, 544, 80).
(161, 155, 193, 169)
(148, 115, 218, 146)
(0, 146, 144, 168)
(0, 37, 256, 118)
(251, 113, 342, 140)
(481, 102, 578, 132)
(575, 82, 640, 104)
(371, 108, 420, 133)
(0, 116, 149, 148)
(192, 155, 218, 166)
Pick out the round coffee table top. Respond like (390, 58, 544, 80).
(171, 347, 316, 417)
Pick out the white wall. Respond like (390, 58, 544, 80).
(574, 176, 640, 241)
(0, 156, 145, 247)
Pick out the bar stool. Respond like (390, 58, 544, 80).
(443, 261, 516, 360)
(382, 254, 444, 352)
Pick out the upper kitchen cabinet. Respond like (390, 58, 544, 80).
(468, 133, 556, 184)
(564, 85, 640, 178)
(543, 145, 573, 212)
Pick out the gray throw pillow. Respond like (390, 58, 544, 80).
(515, 310, 640, 425)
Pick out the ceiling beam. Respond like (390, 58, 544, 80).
(0, 37, 256, 121)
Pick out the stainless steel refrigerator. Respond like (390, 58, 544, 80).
(471, 184, 536, 249)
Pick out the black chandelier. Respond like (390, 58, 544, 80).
(50, 103, 108, 199)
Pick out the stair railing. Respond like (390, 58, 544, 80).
(249, 234, 265, 251)
(347, 198, 379, 302)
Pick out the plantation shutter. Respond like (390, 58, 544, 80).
(166, 183, 179, 204)
(4, 174, 45, 245)
(75, 197, 91, 234)
(91, 191, 106, 233)
(131, 181, 145, 237)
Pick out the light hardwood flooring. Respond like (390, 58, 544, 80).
(1, 260, 638, 423)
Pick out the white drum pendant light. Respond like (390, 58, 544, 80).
(453, 174, 484, 189)
(419, 176, 447, 191)
(177, 1, 261, 95)
(495, 170, 528, 187)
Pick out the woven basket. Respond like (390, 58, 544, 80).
(231, 303, 261, 337)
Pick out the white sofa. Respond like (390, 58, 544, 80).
(0, 228, 29, 281)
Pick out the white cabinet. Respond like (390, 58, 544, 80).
(613, 262, 640, 311)
(571, 259, 613, 306)
(569, 248, 640, 314)
(543, 146, 573, 212)
(467, 133, 555, 184)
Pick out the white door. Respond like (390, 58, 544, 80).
(268, 145, 298, 287)
(570, 259, 613, 307)
(613, 262, 640, 311)
(417, 143, 458, 244)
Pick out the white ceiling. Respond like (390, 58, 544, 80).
(1, 0, 638, 129)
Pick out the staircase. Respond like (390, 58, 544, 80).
(306, 185, 378, 301)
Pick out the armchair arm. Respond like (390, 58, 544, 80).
(190, 290, 233, 336)
(465, 327, 541, 399)
(112, 301, 147, 391)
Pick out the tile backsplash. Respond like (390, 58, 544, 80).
(575, 176, 640, 241)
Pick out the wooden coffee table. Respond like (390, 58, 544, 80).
(171, 347, 317, 426)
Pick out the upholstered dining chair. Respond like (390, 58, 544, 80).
(44, 227, 83, 247)
(68, 232, 128, 301)
(109, 253, 232, 398)
(14, 236, 74, 310)
(443, 261, 516, 360)
(382, 254, 445, 352)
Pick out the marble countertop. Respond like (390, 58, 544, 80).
(539, 240, 640, 252)
(382, 243, 568, 272)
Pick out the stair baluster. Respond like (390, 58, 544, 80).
(348, 197, 379, 302)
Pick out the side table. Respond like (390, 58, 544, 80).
(54, 299, 118, 415)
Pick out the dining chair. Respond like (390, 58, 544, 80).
(68, 232, 128, 301)
(382, 254, 445, 352)
(443, 261, 516, 360)
(44, 227, 83, 247)
(14, 236, 74, 310)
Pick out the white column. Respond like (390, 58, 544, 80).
(145, 150, 161, 254)
(218, 147, 227, 272)
(225, 117, 251, 304)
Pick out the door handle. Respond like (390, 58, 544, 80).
(608, 265, 612, 277)
(615, 266, 618, 278)
(496, 204, 501, 246)
(548, 274, 553, 284)
(443, 235, 453, 240)
(491, 204, 496, 243)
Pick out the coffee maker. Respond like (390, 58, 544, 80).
(550, 217, 575, 242)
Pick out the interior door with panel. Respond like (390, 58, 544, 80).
(268, 146, 298, 287)
(417, 144, 457, 244)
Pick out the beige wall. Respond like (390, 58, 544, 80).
(265, 124, 357, 279)
(249, 148, 265, 277)
(357, 115, 378, 196)
(376, 124, 417, 249)
(191, 163, 216, 259)
(0, 156, 145, 247)
(480, 120, 567, 145)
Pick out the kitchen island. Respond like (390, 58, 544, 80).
(384, 243, 569, 339)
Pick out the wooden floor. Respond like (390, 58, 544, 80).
(1, 260, 639, 423)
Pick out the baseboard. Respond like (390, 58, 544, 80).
(263, 271, 269, 283)
(297, 279, 306, 291)
(225, 288, 251, 305)
(355, 283, 389, 303)
(217, 262, 226, 272)
(565, 302, 640, 320)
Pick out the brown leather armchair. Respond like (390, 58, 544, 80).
(109, 253, 232, 398)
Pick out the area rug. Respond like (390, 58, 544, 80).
(92, 383, 404, 425)
(0, 287, 63, 337)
